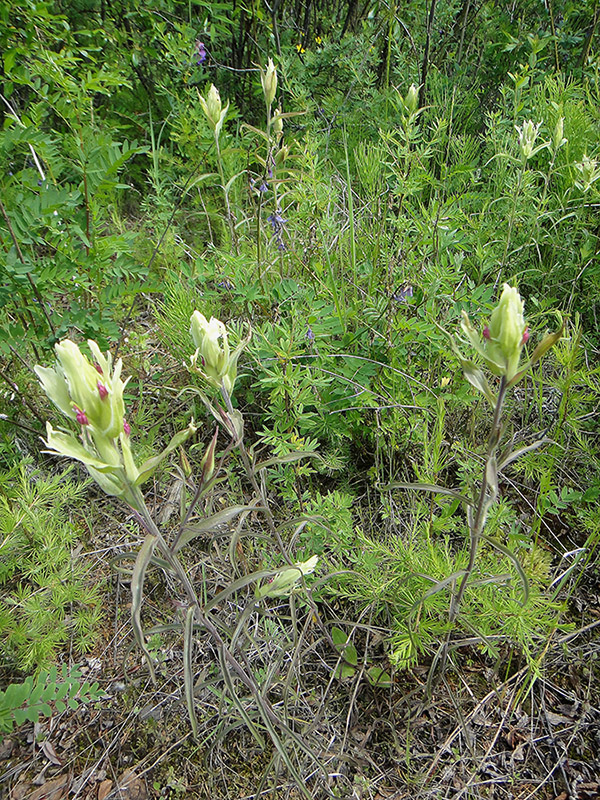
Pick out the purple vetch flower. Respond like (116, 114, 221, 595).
(267, 210, 287, 250)
(259, 181, 269, 193)
(267, 212, 287, 232)
(306, 326, 315, 342)
(195, 40, 207, 65)
(393, 285, 413, 303)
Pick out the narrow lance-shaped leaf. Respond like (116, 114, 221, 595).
(174, 505, 262, 552)
(131, 534, 158, 684)
(480, 534, 529, 605)
(183, 606, 198, 739)
(379, 480, 473, 506)
(135, 423, 197, 486)
(253, 451, 320, 472)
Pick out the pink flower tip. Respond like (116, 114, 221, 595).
(97, 381, 108, 399)
(75, 407, 89, 425)
(482, 325, 491, 341)
(521, 327, 530, 345)
(94, 363, 103, 374)
(123, 420, 131, 436)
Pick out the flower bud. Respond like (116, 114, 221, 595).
(461, 284, 528, 381)
(575, 155, 600, 192)
(404, 84, 419, 116)
(261, 58, 278, 107)
(274, 144, 289, 167)
(486, 284, 527, 380)
(273, 110, 283, 136)
(552, 116, 566, 152)
(200, 428, 218, 483)
(516, 119, 541, 160)
(198, 84, 229, 137)
(190, 311, 251, 394)
(255, 555, 319, 599)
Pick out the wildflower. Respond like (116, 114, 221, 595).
(393, 285, 413, 303)
(260, 58, 278, 107)
(35, 339, 127, 439)
(273, 112, 283, 137)
(35, 340, 196, 506)
(267, 211, 287, 250)
(404, 84, 419, 116)
(552, 116, 566, 152)
(295, 43, 306, 54)
(575, 155, 600, 192)
(461, 284, 528, 381)
(306, 326, 315, 342)
(190, 311, 252, 394)
(198, 84, 229, 137)
(195, 40, 207, 65)
(255, 555, 319, 599)
(516, 119, 543, 160)
(35, 339, 137, 499)
(315, 35, 322, 44)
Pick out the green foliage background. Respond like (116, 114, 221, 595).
(1, 0, 600, 706)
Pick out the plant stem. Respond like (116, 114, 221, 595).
(215, 135, 238, 255)
(432, 377, 507, 686)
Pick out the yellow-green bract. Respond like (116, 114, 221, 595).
(461, 284, 528, 381)
(190, 311, 251, 394)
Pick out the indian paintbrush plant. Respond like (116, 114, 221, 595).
(35, 322, 327, 797)
(383, 283, 563, 684)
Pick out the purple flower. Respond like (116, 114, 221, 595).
(259, 181, 269, 193)
(267, 212, 287, 232)
(306, 326, 315, 342)
(266, 209, 287, 250)
(195, 40, 207, 65)
(393, 285, 414, 303)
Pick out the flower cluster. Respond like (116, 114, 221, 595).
(461, 284, 528, 382)
(35, 340, 138, 500)
(198, 84, 229, 139)
(190, 311, 252, 394)
(260, 58, 278, 108)
(195, 40, 207, 65)
(35, 340, 196, 506)
(515, 119, 544, 160)
(267, 211, 287, 250)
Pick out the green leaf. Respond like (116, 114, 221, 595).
(379, 481, 473, 506)
(252, 451, 320, 472)
(131, 533, 158, 683)
(367, 666, 392, 688)
(183, 606, 198, 739)
(135, 424, 197, 486)
(174, 505, 261, 552)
